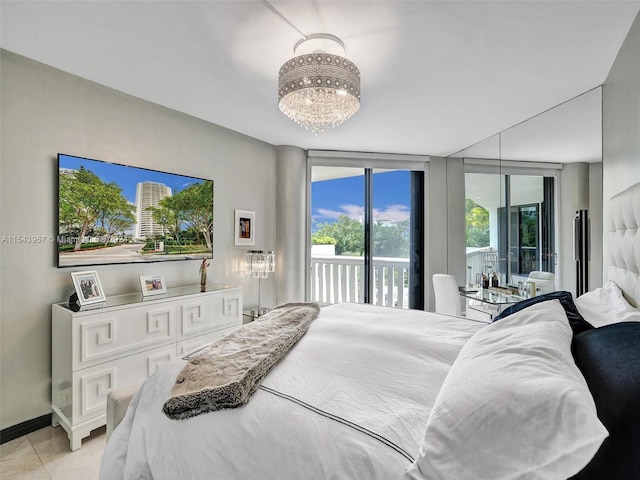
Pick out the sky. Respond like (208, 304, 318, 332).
(311, 170, 411, 229)
(58, 153, 207, 204)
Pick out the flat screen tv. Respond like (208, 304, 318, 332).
(57, 153, 213, 268)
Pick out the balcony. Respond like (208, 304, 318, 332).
(310, 255, 410, 308)
(310, 247, 497, 309)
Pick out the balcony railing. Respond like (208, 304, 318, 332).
(310, 255, 410, 309)
(310, 247, 498, 310)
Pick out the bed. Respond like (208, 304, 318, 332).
(100, 183, 640, 480)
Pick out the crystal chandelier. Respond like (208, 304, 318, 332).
(278, 33, 360, 135)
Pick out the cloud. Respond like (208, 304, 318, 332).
(315, 204, 363, 222)
(373, 204, 410, 222)
(314, 204, 409, 223)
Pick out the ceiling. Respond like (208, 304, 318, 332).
(1, 1, 639, 161)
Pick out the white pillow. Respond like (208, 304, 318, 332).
(575, 281, 640, 327)
(405, 300, 608, 480)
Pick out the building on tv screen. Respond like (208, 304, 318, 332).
(57, 154, 213, 268)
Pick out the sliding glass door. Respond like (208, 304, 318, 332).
(310, 166, 424, 309)
(310, 166, 365, 305)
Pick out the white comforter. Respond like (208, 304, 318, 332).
(100, 303, 483, 480)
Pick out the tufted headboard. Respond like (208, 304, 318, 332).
(607, 182, 640, 307)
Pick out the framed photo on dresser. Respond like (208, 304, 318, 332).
(70, 270, 106, 306)
(140, 275, 167, 296)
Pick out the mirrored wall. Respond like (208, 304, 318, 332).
(451, 87, 603, 296)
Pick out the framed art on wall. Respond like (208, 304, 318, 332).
(70, 270, 106, 306)
(139, 275, 167, 296)
(234, 209, 255, 246)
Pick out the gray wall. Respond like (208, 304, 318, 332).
(603, 12, 640, 280)
(589, 162, 603, 289)
(425, 156, 466, 311)
(275, 145, 308, 304)
(446, 158, 467, 286)
(425, 157, 447, 310)
(0, 50, 277, 429)
(558, 163, 590, 295)
(556, 162, 604, 295)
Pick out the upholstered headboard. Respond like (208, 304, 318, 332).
(607, 182, 640, 307)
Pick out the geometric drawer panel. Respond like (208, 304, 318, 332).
(78, 306, 174, 368)
(178, 292, 242, 340)
(179, 302, 206, 337)
(80, 367, 114, 417)
(72, 344, 176, 424)
(222, 295, 241, 323)
(81, 318, 115, 363)
(147, 349, 174, 376)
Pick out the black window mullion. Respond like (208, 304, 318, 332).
(363, 168, 373, 304)
(504, 175, 511, 283)
(542, 177, 555, 273)
(409, 171, 424, 309)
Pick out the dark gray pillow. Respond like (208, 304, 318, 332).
(570, 322, 640, 480)
(492, 290, 593, 334)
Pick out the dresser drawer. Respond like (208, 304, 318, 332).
(70, 344, 176, 424)
(177, 291, 241, 340)
(73, 303, 176, 370)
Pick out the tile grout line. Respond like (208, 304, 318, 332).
(27, 434, 53, 480)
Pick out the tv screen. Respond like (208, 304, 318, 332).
(57, 153, 213, 268)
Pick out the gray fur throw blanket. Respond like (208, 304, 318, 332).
(162, 302, 320, 420)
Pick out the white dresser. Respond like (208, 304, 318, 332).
(51, 283, 242, 450)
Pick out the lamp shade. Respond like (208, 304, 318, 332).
(278, 34, 360, 135)
(246, 250, 275, 279)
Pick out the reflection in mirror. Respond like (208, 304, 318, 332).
(464, 171, 503, 285)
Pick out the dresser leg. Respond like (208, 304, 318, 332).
(69, 432, 82, 451)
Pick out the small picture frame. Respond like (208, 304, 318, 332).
(234, 209, 255, 246)
(139, 275, 167, 296)
(70, 270, 106, 306)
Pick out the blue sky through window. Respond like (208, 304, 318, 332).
(311, 170, 410, 230)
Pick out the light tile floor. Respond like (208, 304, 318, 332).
(0, 425, 106, 480)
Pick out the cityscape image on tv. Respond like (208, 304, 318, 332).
(58, 154, 213, 267)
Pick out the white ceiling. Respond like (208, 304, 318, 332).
(1, 1, 639, 161)
(456, 86, 603, 162)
